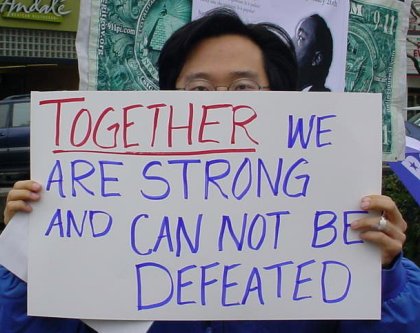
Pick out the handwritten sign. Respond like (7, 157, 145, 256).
(28, 91, 382, 320)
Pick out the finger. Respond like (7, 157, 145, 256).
(358, 231, 404, 266)
(4, 200, 33, 225)
(6, 181, 42, 204)
(360, 195, 407, 232)
(12, 180, 42, 192)
(3, 180, 42, 225)
(6, 188, 41, 204)
(351, 215, 406, 243)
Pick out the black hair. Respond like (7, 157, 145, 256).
(158, 8, 297, 91)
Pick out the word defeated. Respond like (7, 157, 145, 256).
(134, 258, 352, 310)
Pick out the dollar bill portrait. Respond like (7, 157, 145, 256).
(293, 14, 333, 92)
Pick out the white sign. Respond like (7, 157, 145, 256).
(28, 91, 382, 320)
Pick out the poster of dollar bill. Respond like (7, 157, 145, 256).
(345, 0, 411, 161)
(78, 0, 410, 160)
(80, 0, 349, 91)
(85, 0, 192, 91)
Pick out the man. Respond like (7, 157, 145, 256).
(158, 9, 297, 91)
(1, 8, 419, 333)
(293, 14, 333, 91)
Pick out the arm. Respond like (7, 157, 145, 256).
(338, 195, 420, 332)
(339, 255, 420, 333)
(1, 181, 95, 333)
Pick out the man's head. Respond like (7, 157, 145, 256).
(158, 8, 297, 91)
(293, 14, 333, 91)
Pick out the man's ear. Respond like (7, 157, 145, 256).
(312, 51, 323, 66)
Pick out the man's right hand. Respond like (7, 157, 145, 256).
(4, 180, 42, 225)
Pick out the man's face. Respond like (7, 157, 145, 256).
(293, 17, 318, 69)
(176, 34, 269, 91)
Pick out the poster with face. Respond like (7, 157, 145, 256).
(192, 0, 350, 92)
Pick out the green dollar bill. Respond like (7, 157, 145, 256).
(89, 0, 192, 91)
(345, 0, 409, 160)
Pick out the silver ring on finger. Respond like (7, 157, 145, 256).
(376, 216, 388, 232)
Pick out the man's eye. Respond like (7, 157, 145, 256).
(186, 81, 213, 91)
(191, 85, 210, 91)
(234, 84, 253, 91)
(298, 32, 305, 42)
(297, 29, 305, 42)
(232, 80, 259, 91)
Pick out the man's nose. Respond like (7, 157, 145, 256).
(215, 86, 229, 91)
